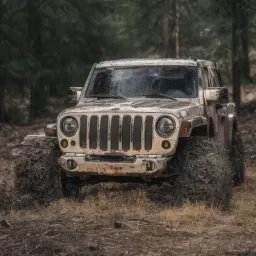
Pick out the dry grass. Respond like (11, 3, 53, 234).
(9, 190, 156, 223)
(7, 166, 256, 231)
(1, 157, 256, 255)
(2, 167, 256, 255)
(158, 203, 222, 227)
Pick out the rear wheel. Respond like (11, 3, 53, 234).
(230, 131, 245, 186)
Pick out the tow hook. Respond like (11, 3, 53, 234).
(67, 159, 77, 170)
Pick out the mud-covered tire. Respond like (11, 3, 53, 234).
(15, 136, 62, 204)
(173, 137, 232, 208)
(229, 131, 245, 186)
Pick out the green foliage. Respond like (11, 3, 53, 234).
(0, 0, 256, 122)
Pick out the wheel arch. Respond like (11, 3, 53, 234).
(179, 116, 214, 137)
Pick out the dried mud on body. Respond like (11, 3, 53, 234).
(0, 103, 256, 255)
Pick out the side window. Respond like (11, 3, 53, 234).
(203, 67, 212, 87)
(217, 69, 223, 87)
(209, 68, 220, 87)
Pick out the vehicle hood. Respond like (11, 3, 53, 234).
(60, 98, 204, 119)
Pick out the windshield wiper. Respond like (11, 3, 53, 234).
(143, 93, 177, 101)
(89, 93, 126, 99)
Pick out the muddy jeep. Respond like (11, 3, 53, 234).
(15, 58, 244, 207)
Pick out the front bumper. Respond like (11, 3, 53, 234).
(60, 154, 170, 177)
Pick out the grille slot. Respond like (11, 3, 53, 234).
(80, 115, 87, 148)
(111, 116, 120, 150)
(122, 116, 131, 151)
(89, 116, 98, 149)
(145, 116, 153, 150)
(100, 116, 108, 151)
(133, 116, 142, 150)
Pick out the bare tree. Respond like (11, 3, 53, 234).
(232, 1, 241, 115)
(240, 2, 250, 81)
(0, 0, 4, 122)
(162, 0, 170, 57)
(27, 0, 44, 117)
(175, 0, 180, 58)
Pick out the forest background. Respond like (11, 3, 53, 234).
(0, 0, 255, 123)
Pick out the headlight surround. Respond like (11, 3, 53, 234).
(156, 116, 175, 138)
(61, 117, 78, 137)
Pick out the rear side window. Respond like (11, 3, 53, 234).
(204, 67, 222, 87)
(203, 67, 212, 87)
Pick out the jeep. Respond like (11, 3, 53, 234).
(15, 58, 245, 207)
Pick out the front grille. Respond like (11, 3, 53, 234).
(80, 114, 154, 152)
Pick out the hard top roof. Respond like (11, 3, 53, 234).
(96, 58, 216, 68)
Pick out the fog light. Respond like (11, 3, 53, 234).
(162, 140, 171, 149)
(71, 140, 76, 147)
(67, 159, 77, 170)
(61, 139, 68, 148)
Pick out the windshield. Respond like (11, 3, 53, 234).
(86, 66, 198, 99)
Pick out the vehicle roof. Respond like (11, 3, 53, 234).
(96, 58, 216, 68)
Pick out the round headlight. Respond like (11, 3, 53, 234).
(61, 117, 78, 137)
(156, 117, 175, 138)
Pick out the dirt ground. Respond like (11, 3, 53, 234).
(0, 88, 256, 256)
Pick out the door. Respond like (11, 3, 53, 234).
(204, 66, 229, 149)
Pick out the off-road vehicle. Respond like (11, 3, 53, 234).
(15, 58, 245, 207)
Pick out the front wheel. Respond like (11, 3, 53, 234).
(172, 137, 232, 208)
(15, 136, 62, 204)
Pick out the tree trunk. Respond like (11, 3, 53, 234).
(162, 0, 170, 57)
(240, 3, 250, 81)
(175, 1, 180, 58)
(28, 0, 42, 57)
(27, 0, 44, 117)
(232, 1, 241, 116)
(0, 0, 5, 122)
(0, 84, 4, 123)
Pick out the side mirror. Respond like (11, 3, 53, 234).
(45, 123, 57, 137)
(68, 87, 83, 104)
(205, 87, 229, 104)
